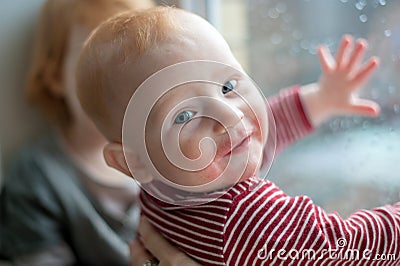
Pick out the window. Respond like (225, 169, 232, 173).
(176, 0, 400, 216)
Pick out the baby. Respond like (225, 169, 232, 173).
(77, 6, 399, 266)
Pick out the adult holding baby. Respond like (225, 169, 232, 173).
(0, 0, 169, 265)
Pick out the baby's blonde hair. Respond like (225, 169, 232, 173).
(26, 0, 154, 128)
(77, 6, 187, 141)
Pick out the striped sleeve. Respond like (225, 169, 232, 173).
(267, 86, 314, 154)
(139, 191, 230, 265)
(223, 181, 400, 265)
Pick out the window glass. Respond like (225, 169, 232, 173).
(217, 0, 400, 216)
(165, 0, 400, 216)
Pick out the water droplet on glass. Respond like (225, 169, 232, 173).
(355, 2, 364, 10)
(394, 104, 400, 114)
(388, 85, 396, 94)
(292, 30, 303, 40)
(356, 0, 367, 9)
(289, 45, 301, 56)
(308, 44, 318, 55)
(268, 8, 279, 19)
(379, 0, 386, 6)
(340, 0, 348, 3)
(384, 29, 392, 37)
(359, 14, 368, 23)
(300, 39, 309, 50)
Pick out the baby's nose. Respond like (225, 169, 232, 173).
(211, 102, 244, 135)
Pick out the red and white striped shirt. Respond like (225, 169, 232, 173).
(140, 87, 400, 265)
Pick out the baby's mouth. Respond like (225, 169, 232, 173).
(214, 125, 255, 159)
(224, 135, 251, 156)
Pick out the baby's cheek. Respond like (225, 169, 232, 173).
(249, 109, 268, 146)
(178, 135, 201, 160)
(178, 119, 209, 160)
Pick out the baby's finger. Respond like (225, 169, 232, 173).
(350, 57, 379, 88)
(349, 98, 380, 116)
(317, 45, 334, 74)
(130, 240, 157, 266)
(336, 35, 353, 69)
(345, 39, 367, 72)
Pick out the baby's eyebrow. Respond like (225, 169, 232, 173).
(211, 65, 241, 82)
(151, 80, 231, 121)
(156, 89, 180, 110)
(149, 88, 183, 122)
(157, 83, 197, 108)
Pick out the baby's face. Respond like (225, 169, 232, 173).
(146, 71, 268, 191)
(123, 12, 268, 192)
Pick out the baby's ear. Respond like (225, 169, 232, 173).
(103, 143, 153, 183)
(43, 63, 64, 97)
(103, 143, 131, 176)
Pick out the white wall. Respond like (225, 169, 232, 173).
(0, 0, 47, 183)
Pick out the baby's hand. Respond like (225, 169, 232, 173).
(300, 35, 380, 126)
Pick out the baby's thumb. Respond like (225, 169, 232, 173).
(349, 98, 380, 116)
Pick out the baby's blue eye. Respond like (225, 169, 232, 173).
(174, 110, 195, 124)
(222, 80, 237, 94)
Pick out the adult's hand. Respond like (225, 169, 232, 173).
(130, 217, 202, 266)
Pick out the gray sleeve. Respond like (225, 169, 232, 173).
(12, 241, 76, 266)
(0, 150, 70, 259)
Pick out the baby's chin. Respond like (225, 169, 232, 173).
(196, 160, 259, 191)
(204, 148, 262, 187)
(157, 148, 262, 193)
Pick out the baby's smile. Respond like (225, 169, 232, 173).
(225, 134, 252, 156)
(217, 127, 254, 158)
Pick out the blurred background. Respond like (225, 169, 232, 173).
(1, 0, 399, 217)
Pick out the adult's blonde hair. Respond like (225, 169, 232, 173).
(77, 6, 188, 141)
(26, 0, 155, 128)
